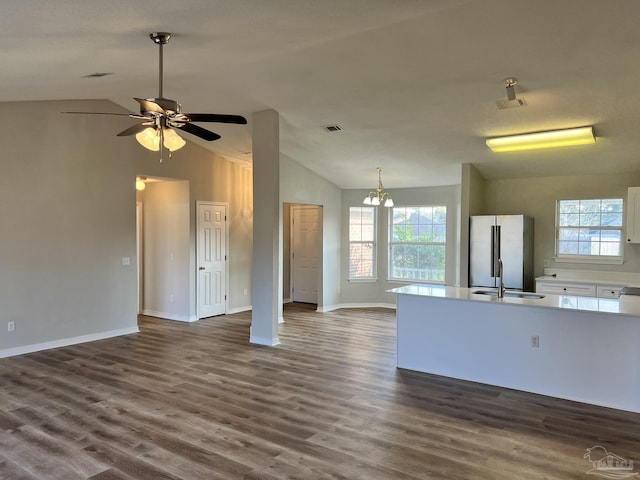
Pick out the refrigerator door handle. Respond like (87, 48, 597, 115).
(491, 225, 501, 277)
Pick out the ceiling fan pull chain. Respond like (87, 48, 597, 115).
(159, 128, 164, 163)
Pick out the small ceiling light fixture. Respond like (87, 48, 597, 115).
(496, 77, 527, 109)
(136, 177, 147, 191)
(486, 126, 596, 153)
(363, 167, 394, 207)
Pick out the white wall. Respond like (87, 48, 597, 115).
(280, 154, 342, 311)
(340, 184, 461, 306)
(0, 100, 139, 355)
(0, 100, 253, 357)
(481, 172, 640, 278)
(141, 180, 191, 321)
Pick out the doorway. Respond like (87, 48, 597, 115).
(136, 177, 192, 322)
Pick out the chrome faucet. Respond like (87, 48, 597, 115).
(497, 258, 505, 298)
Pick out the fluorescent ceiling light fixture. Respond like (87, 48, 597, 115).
(486, 126, 595, 153)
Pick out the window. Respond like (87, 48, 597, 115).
(349, 206, 376, 279)
(556, 198, 623, 262)
(389, 206, 446, 283)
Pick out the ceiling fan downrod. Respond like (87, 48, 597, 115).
(150, 32, 171, 100)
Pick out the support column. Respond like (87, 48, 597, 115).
(250, 110, 281, 346)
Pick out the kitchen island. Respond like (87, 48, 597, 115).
(389, 285, 640, 413)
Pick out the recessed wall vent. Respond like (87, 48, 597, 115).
(323, 124, 343, 132)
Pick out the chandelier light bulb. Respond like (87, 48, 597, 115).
(135, 127, 160, 151)
(163, 128, 186, 152)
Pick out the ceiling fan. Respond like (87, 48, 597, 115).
(65, 32, 247, 161)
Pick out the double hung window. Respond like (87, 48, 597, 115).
(556, 198, 623, 262)
(389, 206, 446, 283)
(349, 206, 376, 280)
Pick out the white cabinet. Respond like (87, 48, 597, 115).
(536, 281, 596, 297)
(626, 187, 640, 243)
(596, 285, 623, 298)
(536, 280, 624, 298)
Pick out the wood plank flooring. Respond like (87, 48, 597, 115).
(1, 305, 639, 479)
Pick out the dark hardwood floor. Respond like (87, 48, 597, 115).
(1, 305, 639, 479)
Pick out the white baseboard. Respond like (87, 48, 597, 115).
(249, 327, 280, 346)
(227, 305, 252, 314)
(142, 310, 197, 322)
(0, 326, 140, 359)
(317, 302, 397, 312)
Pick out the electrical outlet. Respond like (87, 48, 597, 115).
(243, 288, 248, 296)
(531, 335, 540, 348)
(8, 321, 15, 332)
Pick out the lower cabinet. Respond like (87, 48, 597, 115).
(596, 285, 624, 298)
(536, 281, 623, 298)
(536, 282, 596, 297)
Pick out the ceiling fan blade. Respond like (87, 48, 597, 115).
(117, 123, 152, 137)
(184, 113, 247, 125)
(61, 111, 134, 116)
(176, 123, 221, 141)
(134, 97, 165, 115)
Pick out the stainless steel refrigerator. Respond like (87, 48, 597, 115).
(469, 215, 534, 291)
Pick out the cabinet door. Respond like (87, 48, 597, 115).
(596, 285, 622, 298)
(626, 187, 640, 243)
(536, 281, 596, 297)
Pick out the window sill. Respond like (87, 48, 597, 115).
(554, 256, 625, 266)
(348, 278, 378, 283)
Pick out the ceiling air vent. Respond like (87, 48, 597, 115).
(323, 124, 343, 132)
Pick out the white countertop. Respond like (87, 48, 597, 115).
(389, 284, 640, 317)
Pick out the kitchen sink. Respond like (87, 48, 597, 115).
(472, 290, 545, 300)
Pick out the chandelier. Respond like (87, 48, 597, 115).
(363, 167, 394, 207)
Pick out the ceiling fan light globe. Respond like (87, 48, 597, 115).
(135, 127, 160, 151)
(163, 128, 186, 152)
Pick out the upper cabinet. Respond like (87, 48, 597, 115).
(627, 187, 640, 243)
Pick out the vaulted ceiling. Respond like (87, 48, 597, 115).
(2, 0, 639, 188)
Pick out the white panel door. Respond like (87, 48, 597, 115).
(291, 205, 320, 304)
(197, 202, 226, 318)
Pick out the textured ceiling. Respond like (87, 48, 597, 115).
(1, 0, 639, 188)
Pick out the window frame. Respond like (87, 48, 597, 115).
(348, 206, 377, 281)
(388, 205, 447, 284)
(554, 198, 624, 265)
